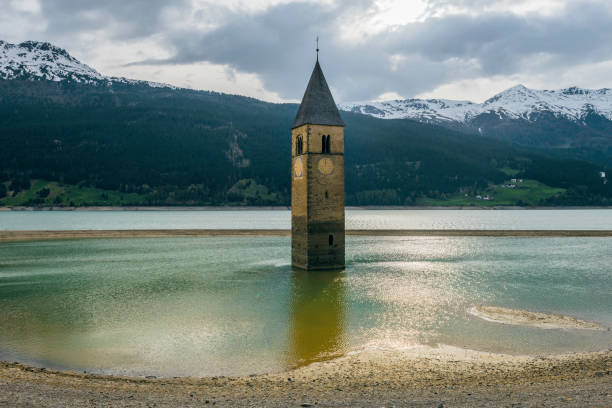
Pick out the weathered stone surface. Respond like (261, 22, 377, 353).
(291, 122, 345, 270)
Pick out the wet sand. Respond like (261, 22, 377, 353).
(1, 347, 610, 407)
(2, 229, 612, 242)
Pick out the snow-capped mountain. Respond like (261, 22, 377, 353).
(2, 40, 611, 166)
(340, 84, 612, 124)
(0, 40, 172, 88)
(341, 85, 612, 167)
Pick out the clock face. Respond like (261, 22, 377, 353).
(317, 157, 334, 175)
(294, 156, 304, 179)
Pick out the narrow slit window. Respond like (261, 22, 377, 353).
(322, 135, 326, 153)
(325, 191, 329, 198)
(328, 234, 334, 247)
(326, 135, 331, 153)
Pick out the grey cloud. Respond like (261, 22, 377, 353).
(388, 3, 612, 75)
(40, 0, 192, 39)
(126, 0, 612, 101)
(4, 0, 612, 101)
(129, 0, 453, 100)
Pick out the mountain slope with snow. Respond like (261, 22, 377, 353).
(1, 39, 611, 167)
(4, 39, 610, 126)
(0, 40, 172, 88)
(0, 40, 104, 83)
(340, 84, 612, 124)
(341, 85, 612, 166)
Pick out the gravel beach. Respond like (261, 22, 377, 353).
(1, 347, 610, 407)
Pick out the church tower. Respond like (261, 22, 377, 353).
(291, 58, 345, 270)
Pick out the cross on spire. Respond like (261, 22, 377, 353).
(316, 36, 319, 61)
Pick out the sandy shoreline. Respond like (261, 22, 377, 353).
(1, 347, 610, 407)
(2, 229, 612, 242)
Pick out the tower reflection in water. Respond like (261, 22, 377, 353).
(287, 269, 346, 369)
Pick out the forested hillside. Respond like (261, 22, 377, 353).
(0, 80, 610, 206)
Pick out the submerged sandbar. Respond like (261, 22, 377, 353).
(1, 228, 612, 242)
(470, 306, 608, 330)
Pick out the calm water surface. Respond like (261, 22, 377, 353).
(1, 236, 610, 377)
(1, 209, 612, 230)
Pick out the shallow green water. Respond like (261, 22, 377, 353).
(1, 236, 611, 377)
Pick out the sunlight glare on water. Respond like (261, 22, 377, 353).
(0, 236, 611, 377)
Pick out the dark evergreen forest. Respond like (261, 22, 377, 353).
(0, 80, 609, 206)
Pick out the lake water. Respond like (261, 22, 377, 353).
(1, 234, 611, 377)
(1, 209, 612, 230)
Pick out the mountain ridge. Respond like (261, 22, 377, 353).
(340, 84, 612, 124)
(341, 85, 612, 167)
(5, 39, 612, 127)
(0, 40, 174, 89)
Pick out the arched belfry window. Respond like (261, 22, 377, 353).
(321, 135, 331, 153)
(296, 135, 303, 155)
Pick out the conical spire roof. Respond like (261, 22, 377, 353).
(292, 60, 345, 128)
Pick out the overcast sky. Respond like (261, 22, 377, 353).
(2, 0, 612, 103)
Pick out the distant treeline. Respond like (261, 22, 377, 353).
(0, 80, 610, 206)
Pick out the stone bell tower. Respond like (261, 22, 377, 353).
(291, 56, 345, 270)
